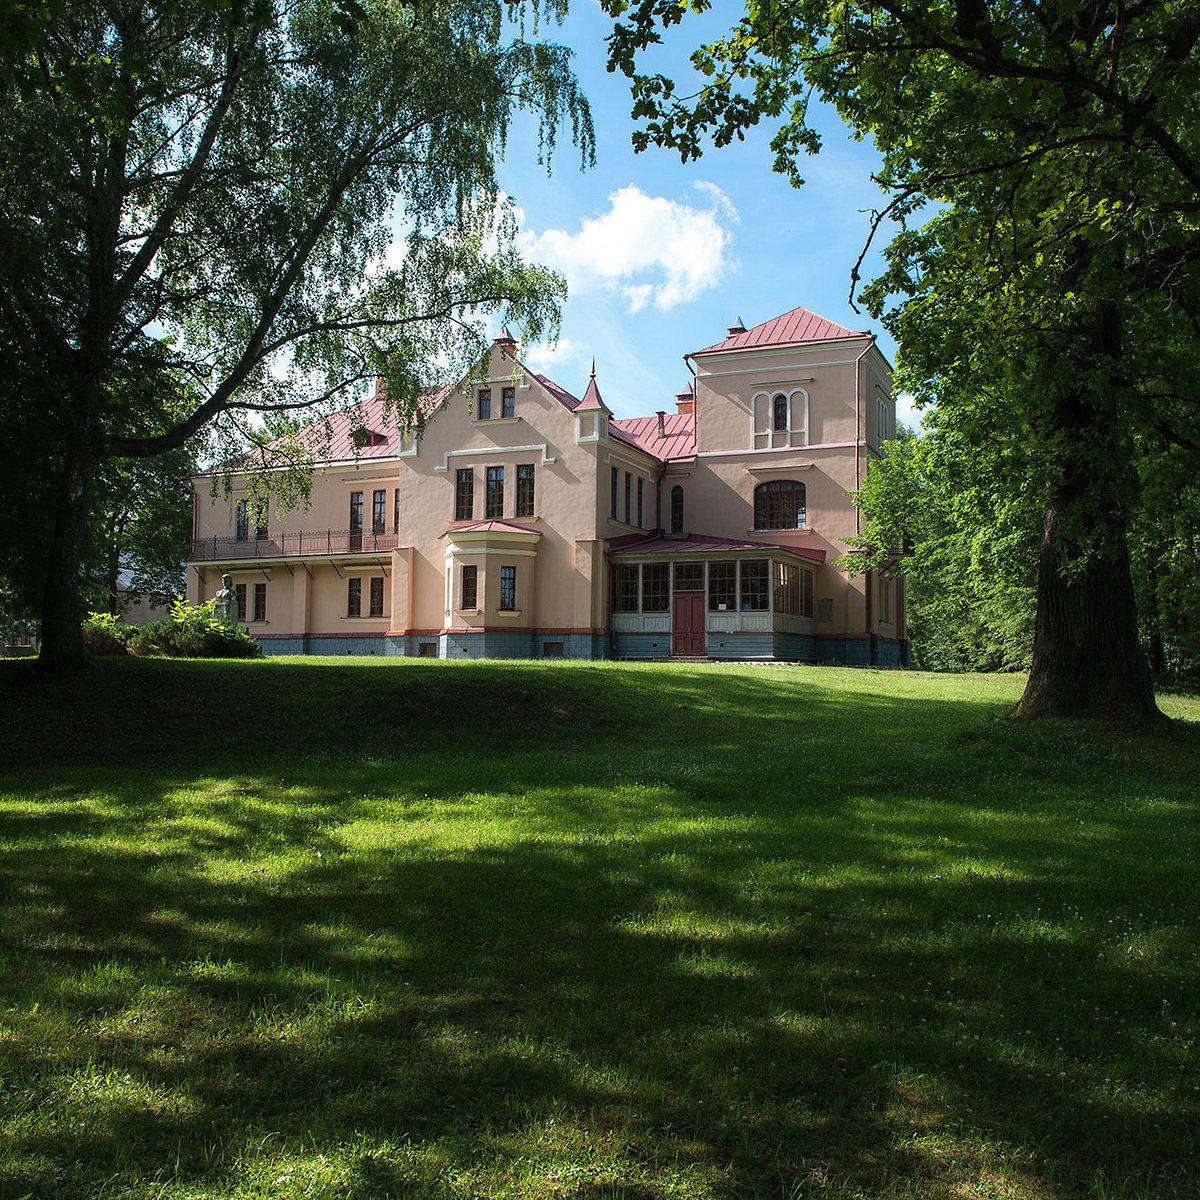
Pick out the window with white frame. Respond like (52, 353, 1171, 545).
(752, 389, 808, 449)
(613, 564, 639, 613)
(875, 388, 892, 445)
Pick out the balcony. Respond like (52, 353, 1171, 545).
(190, 529, 400, 562)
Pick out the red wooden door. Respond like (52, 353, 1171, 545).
(672, 591, 706, 657)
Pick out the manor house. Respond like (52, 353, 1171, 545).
(187, 305, 907, 663)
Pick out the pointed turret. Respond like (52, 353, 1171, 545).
(576, 358, 611, 412)
(574, 359, 610, 444)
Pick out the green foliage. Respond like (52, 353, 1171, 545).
(848, 429, 1038, 672)
(606, 0, 1200, 717)
(80, 611, 131, 656)
(0, 0, 594, 664)
(128, 598, 262, 659)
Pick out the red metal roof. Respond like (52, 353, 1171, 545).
(693, 306, 871, 356)
(610, 412, 696, 461)
(245, 385, 449, 467)
(609, 532, 826, 563)
(446, 520, 542, 536)
(532, 373, 580, 411)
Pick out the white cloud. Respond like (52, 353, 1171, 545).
(518, 183, 738, 313)
(520, 336, 589, 374)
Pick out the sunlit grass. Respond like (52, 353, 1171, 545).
(1, 658, 1197, 1199)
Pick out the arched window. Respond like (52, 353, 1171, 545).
(670, 485, 684, 534)
(773, 393, 788, 431)
(754, 480, 806, 530)
(752, 389, 808, 449)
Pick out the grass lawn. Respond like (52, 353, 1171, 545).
(0, 658, 1197, 1200)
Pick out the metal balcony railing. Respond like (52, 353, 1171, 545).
(189, 529, 400, 562)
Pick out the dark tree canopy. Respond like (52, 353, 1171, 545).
(0, 0, 593, 671)
(607, 0, 1200, 722)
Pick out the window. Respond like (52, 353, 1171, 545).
(418, 641, 438, 657)
(455, 469, 474, 520)
(637, 478, 644, 528)
(516, 464, 535, 516)
(753, 389, 807, 448)
(624, 472, 632, 523)
(740, 560, 769, 611)
(478, 387, 491, 419)
(371, 489, 386, 534)
(773, 393, 788, 431)
(235, 499, 248, 541)
(611, 467, 619, 519)
(709, 561, 737, 611)
(349, 491, 363, 532)
(254, 504, 268, 540)
(499, 565, 517, 611)
(542, 641, 564, 657)
(461, 564, 478, 609)
(754, 480, 806, 530)
(501, 386, 515, 418)
(394, 488, 401, 533)
(613, 564, 639, 613)
(234, 583, 247, 621)
(642, 563, 669, 612)
(486, 466, 504, 518)
(674, 562, 703, 591)
(880, 576, 892, 623)
(774, 562, 800, 614)
(670, 485, 684, 534)
(253, 582, 267, 621)
(370, 576, 384, 617)
(347, 577, 361, 617)
(802, 569, 815, 618)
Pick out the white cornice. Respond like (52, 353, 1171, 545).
(433, 443, 557, 472)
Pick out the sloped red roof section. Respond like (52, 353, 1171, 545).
(693, 306, 870, 356)
(609, 531, 826, 563)
(532, 373, 581, 411)
(610, 412, 696, 461)
(446, 520, 542, 536)
(263, 385, 450, 466)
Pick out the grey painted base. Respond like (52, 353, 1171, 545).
(614, 631, 909, 666)
(257, 632, 609, 660)
(256, 631, 907, 666)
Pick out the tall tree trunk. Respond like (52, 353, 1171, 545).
(37, 443, 99, 674)
(1013, 275, 1163, 722)
(1014, 503, 1162, 722)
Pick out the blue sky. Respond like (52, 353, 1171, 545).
(489, 3, 915, 427)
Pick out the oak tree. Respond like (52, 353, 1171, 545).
(607, 0, 1200, 722)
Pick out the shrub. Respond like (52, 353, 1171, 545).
(82, 611, 131, 655)
(127, 599, 261, 659)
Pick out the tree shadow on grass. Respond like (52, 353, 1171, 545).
(1, 661, 1198, 1198)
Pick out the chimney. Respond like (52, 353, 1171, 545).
(727, 315, 746, 336)
(493, 325, 518, 356)
(675, 385, 694, 415)
(656, 410, 666, 437)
